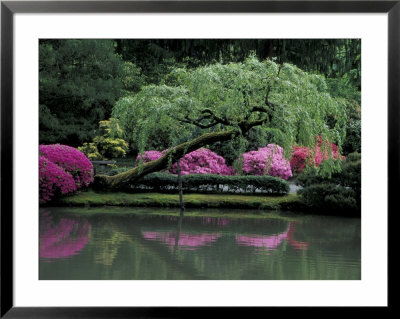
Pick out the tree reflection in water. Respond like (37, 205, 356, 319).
(142, 231, 221, 251)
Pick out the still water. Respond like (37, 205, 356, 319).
(39, 207, 361, 280)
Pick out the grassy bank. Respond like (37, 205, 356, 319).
(51, 190, 306, 211)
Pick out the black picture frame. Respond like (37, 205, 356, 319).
(1, 0, 395, 317)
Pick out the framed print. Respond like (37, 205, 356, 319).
(1, 0, 396, 317)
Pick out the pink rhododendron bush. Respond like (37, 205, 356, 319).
(241, 144, 292, 180)
(39, 144, 94, 203)
(170, 148, 234, 175)
(136, 150, 165, 163)
(137, 148, 234, 175)
(39, 156, 77, 203)
(290, 136, 345, 173)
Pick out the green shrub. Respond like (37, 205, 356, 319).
(107, 166, 131, 176)
(79, 118, 129, 160)
(78, 142, 102, 161)
(298, 184, 357, 213)
(346, 151, 361, 162)
(343, 119, 361, 155)
(296, 152, 361, 214)
(118, 173, 289, 195)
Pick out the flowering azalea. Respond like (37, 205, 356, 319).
(290, 136, 345, 173)
(241, 144, 292, 180)
(138, 148, 234, 176)
(39, 144, 94, 203)
(136, 150, 165, 163)
(40, 144, 94, 188)
(169, 148, 234, 175)
(39, 156, 77, 203)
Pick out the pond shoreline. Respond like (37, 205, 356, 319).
(44, 190, 360, 217)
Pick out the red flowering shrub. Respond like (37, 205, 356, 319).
(39, 156, 77, 203)
(39, 144, 94, 188)
(290, 136, 345, 173)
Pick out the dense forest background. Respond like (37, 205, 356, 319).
(39, 39, 361, 155)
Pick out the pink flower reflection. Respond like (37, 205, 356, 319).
(286, 223, 308, 250)
(236, 222, 308, 251)
(40, 212, 91, 260)
(142, 231, 221, 250)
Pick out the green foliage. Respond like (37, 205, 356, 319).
(78, 118, 129, 160)
(326, 72, 361, 105)
(296, 152, 361, 213)
(112, 93, 191, 154)
(326, 74, 361, 155)
(112, 56, 348, 177)
(78, 142, 102, 161)
(93, 136, 129, 159)
(39, 40, 127, 145)
(343, 119, 361, 155)
(345, 151, 361, 162)
(113, 172, 290, 195)
(298, 184, 357, 213)
(296, 153, 360, 186)
(121, 61, 146, 94)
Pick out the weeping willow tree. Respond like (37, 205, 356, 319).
(94, 55, 347, 189)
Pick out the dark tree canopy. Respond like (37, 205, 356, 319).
(115, 39, 360, 87)
(39, 39, 126, 146)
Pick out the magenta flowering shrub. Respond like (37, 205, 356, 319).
(136, 150, 164, 163)
(39, 156, 77, 203)
(39, 144, 94, 188)
(39, 144, 94, 203)
(137, 148, 234, 175)
(170, 148, 234, 175)
(241, 144, 292, 180)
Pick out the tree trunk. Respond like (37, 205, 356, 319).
(177, 159, 185, 215)
(93, 129, 237, 189)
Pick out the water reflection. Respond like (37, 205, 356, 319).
(93, 229, 132, 266)
(39, 208, 361, 280)
(39, 210, 91, 261)
(142, 231, 222, 250)
(236, 223, 308, 251)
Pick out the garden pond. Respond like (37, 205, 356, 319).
(39, 207, 361, 280)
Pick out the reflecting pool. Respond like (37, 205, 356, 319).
(39, 207, 361, 280)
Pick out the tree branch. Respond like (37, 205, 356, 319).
(94, 129, 238, 189)
(201, 109, 231, 126)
